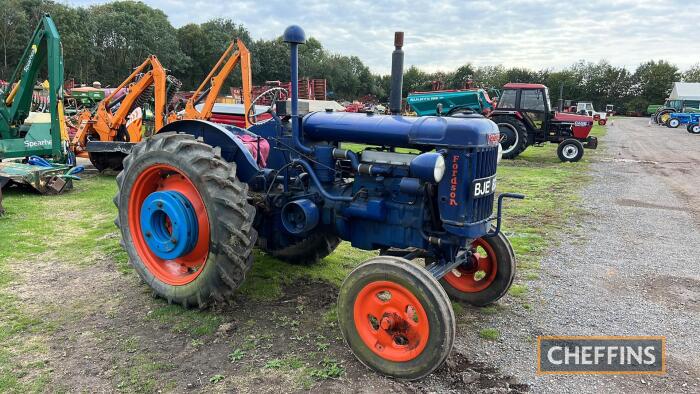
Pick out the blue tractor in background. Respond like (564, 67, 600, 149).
(114, 26, 523, 379)
(666, 112, 700, 134)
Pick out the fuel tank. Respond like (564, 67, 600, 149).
(302, 111, 498, 149)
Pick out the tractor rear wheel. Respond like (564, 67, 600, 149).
(656, 109, 675, 125)
(114, 132, 257, 308)
(440, 232, 516, 306)
(691, 124, 700, 134)
(557, 139, 585, 162)
(338, 256, 455, 380)
(491, 115, 528, 159)
(260, 232, 340, 265)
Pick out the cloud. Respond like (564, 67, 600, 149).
(63, 0, 700, 74)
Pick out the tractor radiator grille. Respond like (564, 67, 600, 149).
(469, 147, 498, 223)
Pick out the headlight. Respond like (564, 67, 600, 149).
(497, 143, 503, 164)
(433, 154, 445, 182)
(410, 152, 446, 183)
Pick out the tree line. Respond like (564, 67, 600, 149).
(2, 0, 699, 113)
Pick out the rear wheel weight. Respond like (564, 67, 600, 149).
(440, 232, 516, 306)
(338, 256, 455, 380)
(114, 132, 257, 308)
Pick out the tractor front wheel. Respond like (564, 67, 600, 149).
(114, 132, 257, 308)
(557, 139, 585, 162)
(667, 118, 680, 128)
(338, 256, 455, 380)
(440, 232, 516, 306)
(491, 115, 528, 159)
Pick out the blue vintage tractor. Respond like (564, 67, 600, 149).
(666, 112, 700, 132)
(114, 27, 523, 380)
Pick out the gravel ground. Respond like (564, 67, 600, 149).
(453, 117, 700, 393)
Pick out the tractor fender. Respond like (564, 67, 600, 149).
(158, 120, 261, 182)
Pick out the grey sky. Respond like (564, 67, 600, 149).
(62, 0, 700, 74)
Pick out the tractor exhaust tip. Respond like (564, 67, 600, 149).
(389, 32, 405, 115)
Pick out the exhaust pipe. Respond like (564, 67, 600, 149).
(389, 32, 404, 115)
(283, 25, 312, 154)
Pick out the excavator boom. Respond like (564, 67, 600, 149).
(0, 14, 65, 161)
(75, 40, 253, 171)
(182, 39, 252, 127)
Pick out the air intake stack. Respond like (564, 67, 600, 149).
(389, 32, 404, 115)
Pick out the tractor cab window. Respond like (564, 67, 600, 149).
(520, 89, 546, 112)
(685, 100, 700, 110)
(498, 89, 517, 109)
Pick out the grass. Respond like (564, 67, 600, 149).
(479, 328, 501, 341)
(0, 175, 129, 392)
(146, 303, 223, 336)
(0, 123, 605, 389)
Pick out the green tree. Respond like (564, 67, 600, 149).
(0, 0, 28, 78)
(88, 1, 185, 86)
(634, 60, 680, 105)
(682, 64, 700, 82)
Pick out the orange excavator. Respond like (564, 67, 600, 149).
(72, 39, 252, 171)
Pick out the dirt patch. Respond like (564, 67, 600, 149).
(645, 275, 700, 313)
(6, 255, 528, 392)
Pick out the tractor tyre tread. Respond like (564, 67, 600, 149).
(115, 132, 257, 309)
(262, 232, 341, 265)
(440, 231, 516, 306)
(491, 115, 528, 159)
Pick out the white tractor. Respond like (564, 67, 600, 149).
(574, 102, 608, 125)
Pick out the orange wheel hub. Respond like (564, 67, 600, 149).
(128, 164, 210, 286)
(353, 281, 429, 362)
(443, 238, 497, 293)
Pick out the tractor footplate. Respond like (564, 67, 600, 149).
(584, 136, 598, 149)
(0, 162, 73, 194)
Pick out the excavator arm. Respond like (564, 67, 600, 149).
(0, 14, 65, 160)
(72, 55, 167, 151)
(180, 39, 252, 128)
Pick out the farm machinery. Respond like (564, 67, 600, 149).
(491, 84, 597, 162)
(567, 101, 608, 126)
(0, 14, 79, 215)
(666, 113, 700, 134)
(408, 83, 597, 162)
(72, 40, 254, 171)
(651, 98, 700, 125)
(114, 27, 523, 379)
(407, 87, 498, 116)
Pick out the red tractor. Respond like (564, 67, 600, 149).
(490, 83, 597, 162)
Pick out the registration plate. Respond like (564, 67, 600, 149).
(471, 175, 497, 198)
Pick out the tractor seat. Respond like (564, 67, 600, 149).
(224, 126, 270, 168)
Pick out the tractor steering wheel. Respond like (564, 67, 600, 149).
(246, 87, 288, 126)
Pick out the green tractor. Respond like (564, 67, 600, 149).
(651, 99, 700, 125)
(0, 14, 78, 215)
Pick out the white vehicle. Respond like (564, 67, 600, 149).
(574, 102, 608, 125)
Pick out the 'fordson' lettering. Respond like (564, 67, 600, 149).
(449, 155, 459, 206)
